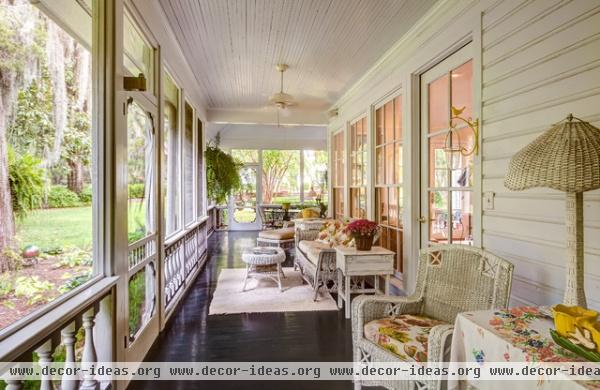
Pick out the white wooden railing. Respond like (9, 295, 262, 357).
(0, 278, 117, 390)
(164, 218, 208, 316)
(0, 218, 210, 388)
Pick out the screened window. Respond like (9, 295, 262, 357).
(196, 118, 204, 217)
(350, 117, 367, 218)
(331, 131, 345, 219)
(124, 12, 154, 95)
(0, 0, 98, 332)
(183, 102, 194, 225)
(303, 150, 328, 204)
(163, 72, 180, 235)
(127, 101, 155, 243)
(231, 149, 259, 163)
(262, 150, 300, 205)
(375, 96, 403, 272)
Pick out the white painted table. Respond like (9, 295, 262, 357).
(334, 246, 395, 319)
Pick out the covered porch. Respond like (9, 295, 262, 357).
(0, 0, 599, 389)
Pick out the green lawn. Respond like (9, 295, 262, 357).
(233, 208, 257, 223)
(16, 201, 147, 251)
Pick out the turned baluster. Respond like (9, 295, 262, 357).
(60, 323, 79, 390)
(178, 243, 185, 284)
(165, 251, 172, 300)
(36, 340, 54, 390)
(80, 308, 99, 390)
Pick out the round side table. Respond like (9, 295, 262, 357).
(241, 247, 286, 292)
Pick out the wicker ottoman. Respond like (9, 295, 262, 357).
(256, 227, 296, 252)
(241, 247, 286, 292)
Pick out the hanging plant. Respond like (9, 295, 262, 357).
(205, 133, 242, 204)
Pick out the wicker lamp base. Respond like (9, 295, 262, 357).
(564, 192, 587, 308)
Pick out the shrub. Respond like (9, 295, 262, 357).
(128, 228, 146, 244)
(13, 276, 54, 305)
(57, 248, 93, 268)
(79, 185, 93, 205)
(8, 148, 44, 219)
(129, 183, 145, 199)
(47, 185, 80, 208)
(0, 274, 13, 297)
(59, 271, 92, 294)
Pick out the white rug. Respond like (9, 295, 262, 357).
(209, 267, 338, 315)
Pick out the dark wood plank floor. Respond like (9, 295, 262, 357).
(131, 231, 355, 390)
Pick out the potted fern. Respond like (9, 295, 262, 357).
(205, 134, 242, 204)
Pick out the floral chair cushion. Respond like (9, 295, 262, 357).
(364, 314, 448, 362)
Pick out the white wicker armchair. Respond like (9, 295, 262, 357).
(352, 245, 514, 390)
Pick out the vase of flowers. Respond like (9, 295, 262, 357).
(346, 219, 379, 251)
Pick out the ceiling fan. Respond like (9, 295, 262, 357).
(268, 63, 295, 125)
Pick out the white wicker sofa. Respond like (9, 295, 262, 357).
(294, 228, 338, 301)
(352, 245, 514, 390)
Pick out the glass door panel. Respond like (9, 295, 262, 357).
(420, 43, 474, 247)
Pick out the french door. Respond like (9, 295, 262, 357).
(229, 163, 262, 230)
(420, 43, 476, 248)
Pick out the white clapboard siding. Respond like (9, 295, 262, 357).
(481, 0, 600, 309)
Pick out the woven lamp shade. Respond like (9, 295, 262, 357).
(504, 114, 600, 308)
(505, 115, 600, 193)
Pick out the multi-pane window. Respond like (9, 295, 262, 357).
(331, 131, 345, 219)
(375, 96, 403, 272)
(163, 72, 180, 236)
(426, 60, 473, 245)
(183, 102, 194, 225)
(0, 0, 98, 331)
(349, 117, 367, 218)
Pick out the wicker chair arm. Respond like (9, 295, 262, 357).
(420, 324, 455, 390)
(427, 324, 455, 363)
(295, 229, 320, 246)
(352, 295, 424, 341)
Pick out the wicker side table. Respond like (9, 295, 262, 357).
(241, 247, 286, 292)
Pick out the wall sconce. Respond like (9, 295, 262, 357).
(443, 106, 479, 158)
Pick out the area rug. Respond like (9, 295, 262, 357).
(209, 267, 338, 314)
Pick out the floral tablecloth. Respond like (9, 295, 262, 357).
(449, 306, 600, 390)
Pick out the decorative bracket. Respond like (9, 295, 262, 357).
(444, 106, 480, 157)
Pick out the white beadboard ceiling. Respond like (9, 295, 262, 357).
(159, 0, 438, 125)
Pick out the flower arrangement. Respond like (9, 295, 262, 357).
(346, 219, 378, 237)
(345, 219, 379, 250)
